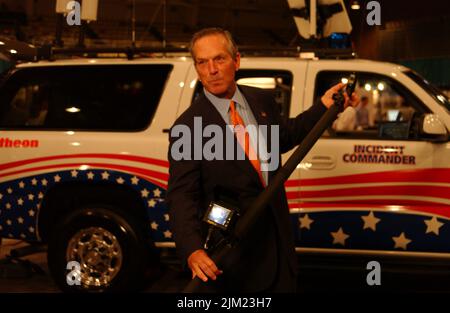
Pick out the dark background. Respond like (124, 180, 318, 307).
(1, 0, 449, 87)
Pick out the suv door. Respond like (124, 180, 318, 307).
(296, 69, 450, 255)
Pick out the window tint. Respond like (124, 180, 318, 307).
(0, 65, 172, 131)
(193, 69, 293, 119)
(314, 71, 429, 140)
(404, 70, 450, 112)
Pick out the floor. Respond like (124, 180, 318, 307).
(1, 239, 450, 293)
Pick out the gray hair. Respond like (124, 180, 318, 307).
(189, 27, 238, 60)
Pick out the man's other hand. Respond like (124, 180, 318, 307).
(187, 249, 223, 282)
(321, 82, 360, 109)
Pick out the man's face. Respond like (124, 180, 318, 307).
(192, 34, 240, 99)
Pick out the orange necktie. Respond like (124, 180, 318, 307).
(229, 100, 265, 187)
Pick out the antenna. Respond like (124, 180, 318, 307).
(131, 0, 136, 48)
(163, 0, 167, 49)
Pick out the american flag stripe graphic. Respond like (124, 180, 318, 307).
(1, 154, 449, 255)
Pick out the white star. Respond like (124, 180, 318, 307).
(87, 172, 95, 179)
(163, 230, 172, 238)
(331, 227, 350, 246)
(101, 171, 110, 180)
(6, 203, 11, 209)
(19, 181, 25, 188)
(7, 188, 13, 194)
(71, 170, 79, 178)
(38, 192, 44, 199)
(141, 188, 149, 198)
(361, 211, 381, 231)
(6, 219, 12, 225)
(164, 214, 170, 222)
(17, 217, 24, 224)
(153, 188, 162, 197)
(28, 226, 35, 233)
(20, 233, 26, 239)
(131, 176, 139, 185)
(41, 178, 48, 186)
(17, 198, 24, 206)
(54, 175, 61, 183)
(28, 209, 35, 217)
(31, 178, 38, 186)
(151, 222, 159, 230)
(28, 194, 35, 201)
(299, 214, 314, 230)
(116, 177, 125, 184)
(147, 199, 156, 208)
(424, 216, 444, 236)
(392, 232, 412, 250)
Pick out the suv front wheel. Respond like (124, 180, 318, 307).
(47, 206, 150, 292)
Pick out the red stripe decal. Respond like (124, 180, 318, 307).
(286, 185, 450, 201)
(285, 168, 450, 186)
(0, 162, 168, 188)
(288, 201, 450, 218)
(0, 154, 169, 172)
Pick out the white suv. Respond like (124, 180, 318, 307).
(0, 52, 449, 291)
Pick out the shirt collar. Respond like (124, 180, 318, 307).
(204, 86, 246, 111)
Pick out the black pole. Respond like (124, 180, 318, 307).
(54, 13, 64, 47)
(183, 100, 343, 293)
(77, 20, 86, 48)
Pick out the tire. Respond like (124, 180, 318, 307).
(47, 205, 151, 292)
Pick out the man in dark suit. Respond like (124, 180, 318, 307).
(166, 28, 357, 292)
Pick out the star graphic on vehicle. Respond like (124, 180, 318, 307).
(141, 188, 149, 198)
(424, 216, 444, 236)
(151, 222, 159, 230)
(331, 227, 350, 246)
(299, 214, 314, 230)
(392, 232, 411, 250)
(163, 230, 172, 238)
(361, 211, 381, 231)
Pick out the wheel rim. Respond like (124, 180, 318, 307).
(66, 226, 123, 288)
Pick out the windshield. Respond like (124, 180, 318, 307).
(404, 70, 450, 112)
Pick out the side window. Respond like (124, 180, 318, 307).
(193, 70, 293, 119)
(314, 71, 429, 140)
(0, 65, 172, 131)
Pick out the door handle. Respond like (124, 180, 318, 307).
(307, 155, 336, 170)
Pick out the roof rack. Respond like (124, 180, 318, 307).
(238, 46, 355, 59)
(1, 38, 356, 63)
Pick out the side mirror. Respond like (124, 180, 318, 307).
(420, 114, 448, 141)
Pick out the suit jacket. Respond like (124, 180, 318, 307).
(166, 85, 327, 292)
